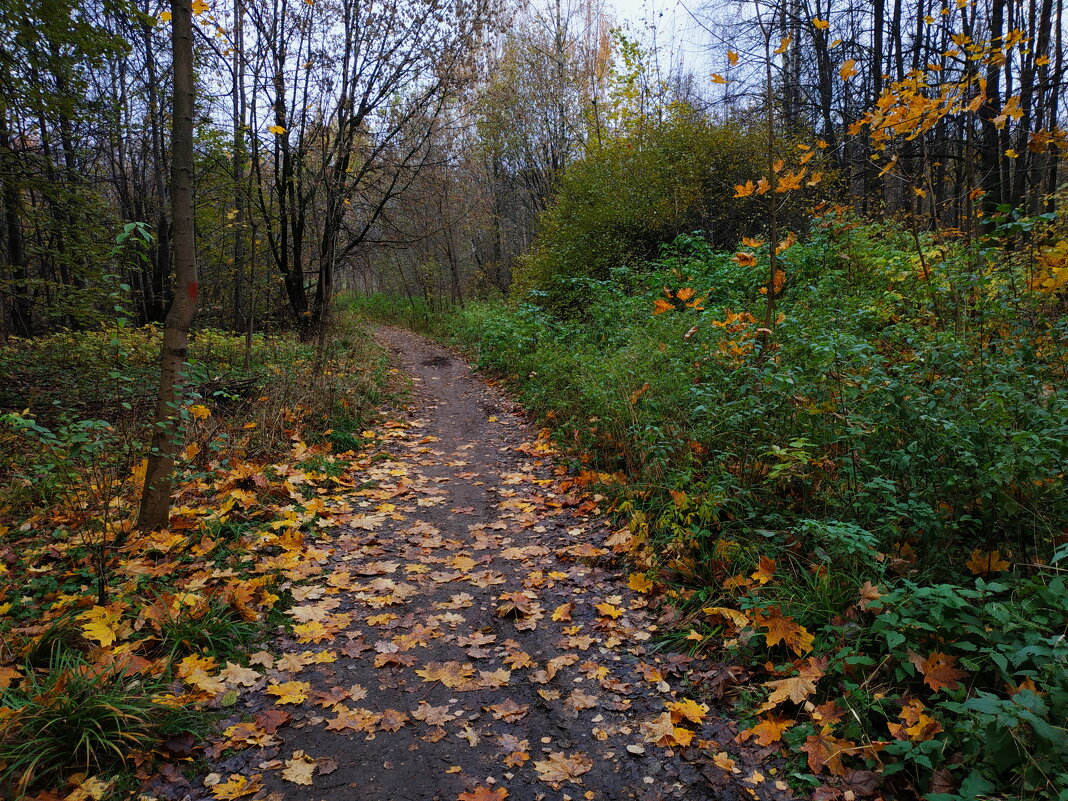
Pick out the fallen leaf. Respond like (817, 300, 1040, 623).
(533, 752, 594, 789)
(281, 751, 316, 786)
(210, 774, 263, 800)
(457, 788, 507, 801)
(266, 680, 310, 705)
(737, 716, 795, 746)
(966, 549, 1010, 575)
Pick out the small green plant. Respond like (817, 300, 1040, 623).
(154, 600, 259, 663)
(0, 650, 186, 796)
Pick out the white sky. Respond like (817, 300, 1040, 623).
(606, 0, 713, 76)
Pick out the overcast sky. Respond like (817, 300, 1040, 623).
(606, 0, 714, 76)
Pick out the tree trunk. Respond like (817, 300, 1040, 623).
(232, 0, 247, 331)
(0, 106, 31, 338)
(137, 0, 198, 532)
(978, 0, 1007, 212)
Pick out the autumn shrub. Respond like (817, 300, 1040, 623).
(357, 210, 1068, 798)
(511, 106, 773, 312)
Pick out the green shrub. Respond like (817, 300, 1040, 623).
(512, 106, 774, 311)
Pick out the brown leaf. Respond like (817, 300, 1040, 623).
(378, 708, 409, 732)
(916, 651, 967, 693)
(412, 701, 457, 726)
(532, 752, 594, 789)
(254, 709, 291, 734)
(486, 698, 529, 722)
(800, 728, 855, 776)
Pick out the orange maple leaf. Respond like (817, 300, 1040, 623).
(458, 788, 508, 801)
(760, 658, 824, 709)
(965, 549, 1010, 574)
(675, 287, 696, 302)
(737, 715, 795, 746)
(750, 556, 776, 584)
(913, 651, 967, 693)
(888, 699, 943, 742)
(652, 298, 674, 315)
(733, 180, 757, 198)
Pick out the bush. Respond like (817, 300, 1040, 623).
(512, 106, 774, 312)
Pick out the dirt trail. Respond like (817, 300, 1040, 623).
(156, 326, 779, 801)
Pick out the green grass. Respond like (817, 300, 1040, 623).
(0, 649, 201, 797)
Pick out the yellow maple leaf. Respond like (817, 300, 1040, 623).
(211, 774, 263, 800)
(266, 680, 310, 704)
(188, 404, 211, 420)
(267, 124, 286, 135)
(671, 726, 696, 746)
(840, 59, 858, 81)
(80, 605, 122, 648)
(702, 606, 750, 630)
(627, 573, 653, 593)
(811, 18, 830, 29)
(763, 674, 819, 706)
(281, 751, 316, 785)
(667, 698, 709, 724)
(595, 602, 622, 619)
(293, 620, 331, 643)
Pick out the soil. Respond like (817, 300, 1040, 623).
(146, 325, 786, 801)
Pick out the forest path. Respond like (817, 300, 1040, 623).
(182, 326, 779, 801)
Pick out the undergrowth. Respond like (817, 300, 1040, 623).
(0, 312, 395, 797)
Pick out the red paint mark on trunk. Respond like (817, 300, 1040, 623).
(187, 280, 199, 301)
